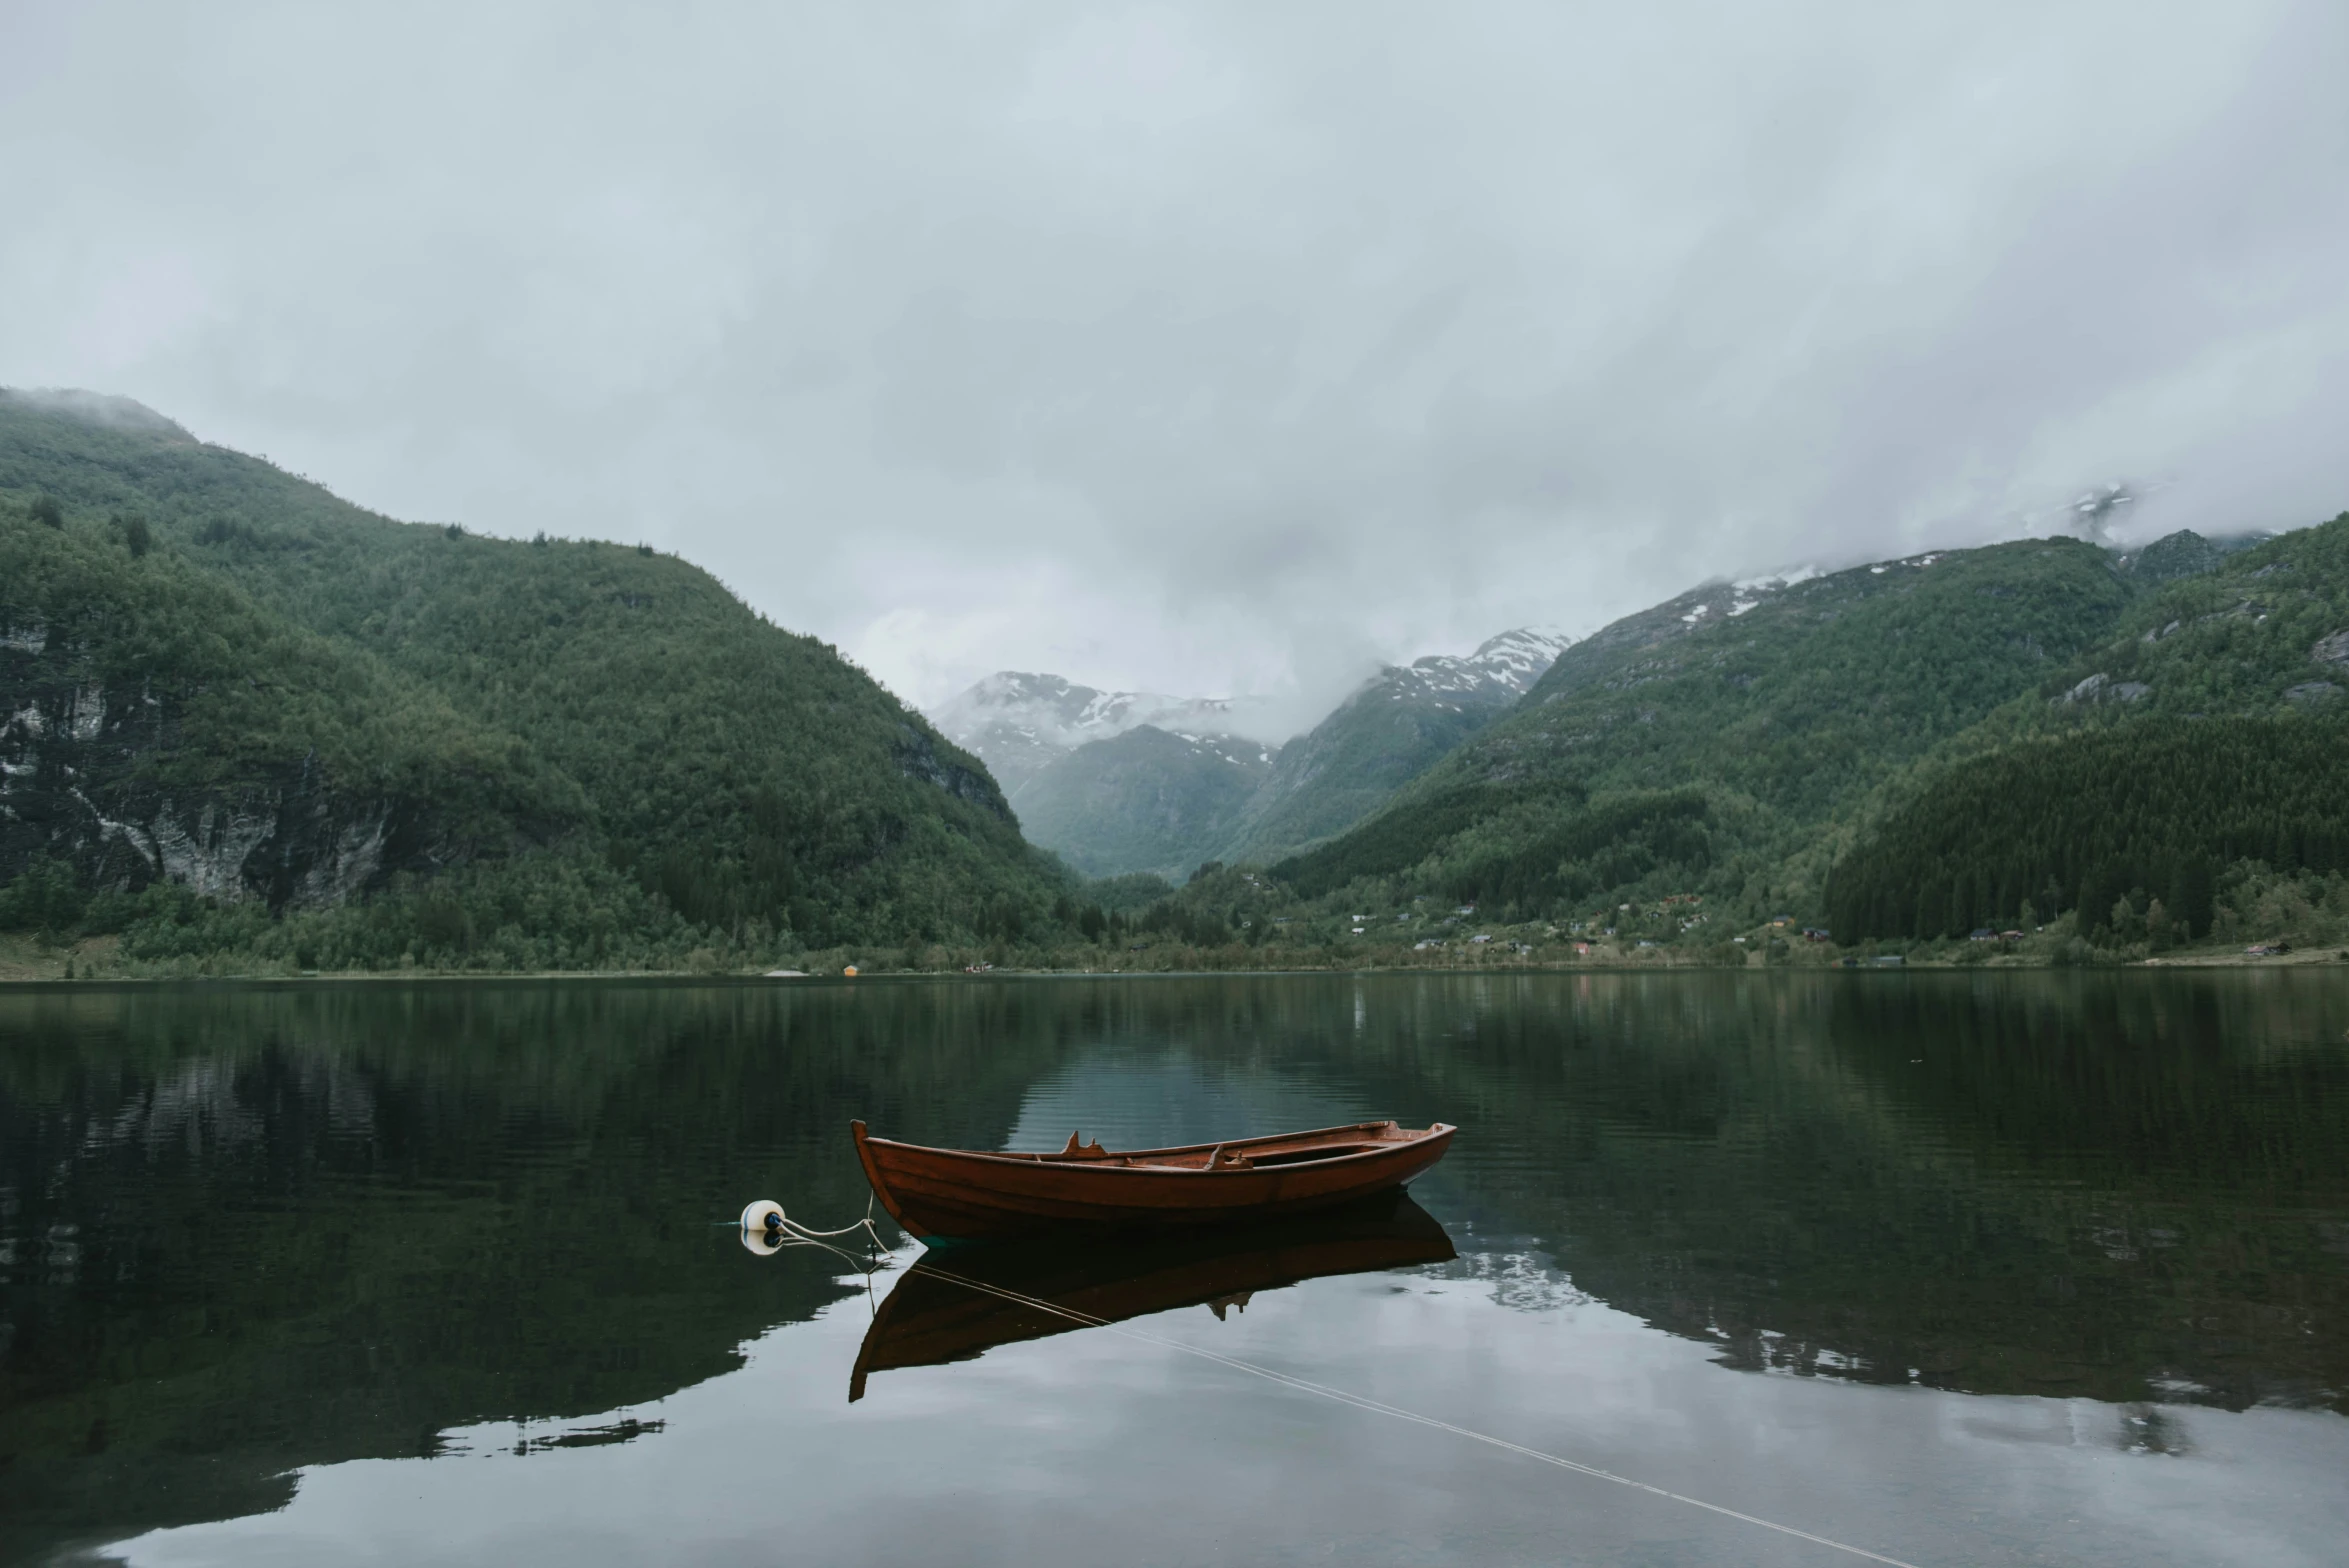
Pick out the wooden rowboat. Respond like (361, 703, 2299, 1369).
(850, 1192, 1456, 1401)
(851, 1118, 1455, 1241)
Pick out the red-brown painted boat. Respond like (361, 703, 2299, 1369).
(851, 1118, 1456, 1241)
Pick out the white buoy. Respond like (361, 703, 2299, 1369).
(741, 1198, 785, 1232)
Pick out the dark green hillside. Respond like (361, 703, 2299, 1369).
(1217, 695, 1490, 864)
(2021, 512, 2349, 729)
(1, 509, 569, 916)
(1215, 633, 1568, 866)
(1823, 719, 2349, 942)
(190, 523, 1034, 949)
(0, 506, 548, 805)
(1015, 725, 1272, 879)
(1824, 513, 2349, 946)
(1275, 539, 2137, 919)
(0, 390, 1069, 969)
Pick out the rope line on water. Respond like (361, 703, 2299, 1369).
(914, 1261, 1931, 1568)
(729, 1201, 1928, 1567)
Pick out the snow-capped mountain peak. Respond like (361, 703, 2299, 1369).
(933, 673, 1248, 748)
(1379, 627, 1576, 704)
(930, 673, 1272, 790)
(933, 627, 1579, 799)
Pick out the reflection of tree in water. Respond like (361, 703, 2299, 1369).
(0, 971, 2343, 1562)
(0, 982, 1081, 1566)
(1310, 970, 2349, 1418)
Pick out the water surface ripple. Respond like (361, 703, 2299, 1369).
(2, 971, 2344, 1566)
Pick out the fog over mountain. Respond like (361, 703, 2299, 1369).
(930, 674, 1287, 793)
(4, 3, 2345, 722)
(934, 626, 1576, 878)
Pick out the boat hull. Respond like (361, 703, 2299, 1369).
(852, 1119, 1456, 1241)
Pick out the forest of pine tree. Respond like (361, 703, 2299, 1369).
(1823, 718, 2349, 943)
(7, 388, 2349, 973)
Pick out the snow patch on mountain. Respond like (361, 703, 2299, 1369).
(930, 673, 1280, 790)
(1374, 627, 1576, 707)
(932, 672, 1272, 750)
(935, 626, 1572, 810)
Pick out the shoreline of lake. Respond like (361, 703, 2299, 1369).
(3, 945, 2344, 985)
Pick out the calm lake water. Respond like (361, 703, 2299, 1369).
(3, 971, 2346, 1567)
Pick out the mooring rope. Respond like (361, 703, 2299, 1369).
(913, 1260, 1933, 1568)
(775, 1213, 889, 1243)
(736, 1198, 893, 1294)
(731, 1202, 1929, 1567)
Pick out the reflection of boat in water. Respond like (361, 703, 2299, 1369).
(849, 1192, 1456, 1402)
(851, 1118, 1456, 1241)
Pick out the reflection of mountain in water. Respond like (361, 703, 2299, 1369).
(2, 971, 2344, 1564)
(1315, 971, 2349, 1412)
(0, 982, 1078, 1565)
(967, 971, 2348, 1414)
(1005, 1048, 1376, 1152)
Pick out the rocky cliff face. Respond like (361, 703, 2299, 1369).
(1, 623, 489, 910)
(891, 722, 1014, 821)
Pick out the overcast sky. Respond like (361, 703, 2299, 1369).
(4, 2, 2346, 725)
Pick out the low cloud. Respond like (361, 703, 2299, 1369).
(3, 1, 2343, 713)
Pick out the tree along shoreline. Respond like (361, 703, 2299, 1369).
(5, 932, 2340, 984)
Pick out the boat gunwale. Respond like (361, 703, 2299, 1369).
(858, 1120, 1452, 1178)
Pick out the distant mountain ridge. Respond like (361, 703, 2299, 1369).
(1213, 628, 1573, 866)
(934, 628, 1573, 879)
(1372, 627, 1574, 705)
(929, 672, 1274, 794)
(1004, 726, 1278, 880)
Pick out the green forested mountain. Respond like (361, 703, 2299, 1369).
(1241, 518, 2349, 963)
(944, 628, 1570, 880)
(6, 386, 2343, 974)
(1213, 628, 1571, 866)
(1821, 718, 2345, 942)
(1010, 725, 1273, 880)
(1272, 539, 2141, 917)
(1823, 516, 2349, 946)
(0, 390, 1071, 971)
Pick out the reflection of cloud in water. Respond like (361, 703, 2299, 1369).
(1436, 1246, 1596, 1316)
(127, 1263, 2340, 1568)
(1004, 1046, 1374, 1152)
(1439, 1238, 1907, 1390)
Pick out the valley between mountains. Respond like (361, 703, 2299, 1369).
(929, 627, 1573, 881)
(5, 386, 2348, 978)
